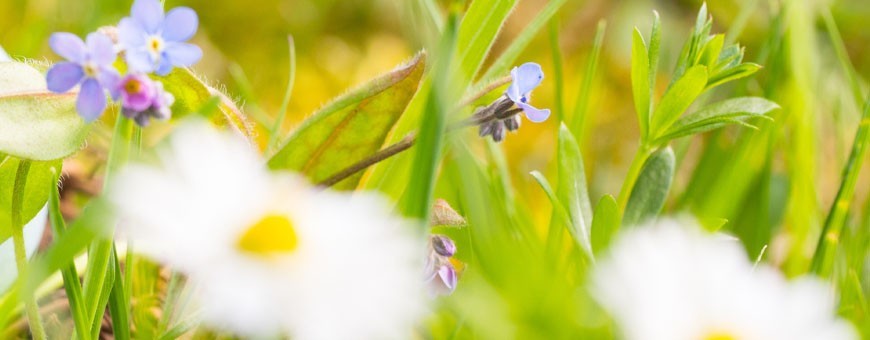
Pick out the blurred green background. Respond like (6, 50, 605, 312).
(3, 0, 870, 337)
(4, 0, 870, 266)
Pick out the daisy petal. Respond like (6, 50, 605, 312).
(163, 43, 202, 68)
(131, 0, 164, 34)
(86, 33, 116, 65)
(76, 78, 107, 121)
(518, 102, 551, 123)
(49, 32, 86, 62)
(162, 7, 198, 42)
(46, 62, 84, 93)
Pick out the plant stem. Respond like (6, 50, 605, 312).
(47, 170, 89, 339)
(616, 144, 654, 213)
(10, 160, 46, 340)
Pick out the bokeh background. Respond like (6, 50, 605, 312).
(4, 0, 870, 277)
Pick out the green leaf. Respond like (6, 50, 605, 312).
(648, 12, 662, 93)
(478, 0, 567, 83)
(158, 67, 253, 137)
(650, 65, 707, 137)
(454, 0, 517, 84)
(0, 62, 89, 160)
(0, 157, 60, 244)
(556, 124, 593, 241)
(268, 53, 426, 190)
(705, 62, 760, 91)
(654, 97, 778, 143)
(699, 34, 724, 68)
(591, 195, 619, 255)
(623, 147, 675, 228)
(631, 28, 651, 140)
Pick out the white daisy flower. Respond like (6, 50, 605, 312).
(591, 219, 857, 340)
(110, 122, 426, 339)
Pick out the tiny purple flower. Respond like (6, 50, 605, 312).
(118, 74, 174, 126)
(431, 235, 457, 257)
(425, 234, 461, 296)
(46, 32, 120, 121)
(118, 0, 202, 76)
(506, 62, 550, 123)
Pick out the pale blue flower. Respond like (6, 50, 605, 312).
(506, 62, 550, 123)
(118, 0, 202, 75)
(46, 32, 120, 121)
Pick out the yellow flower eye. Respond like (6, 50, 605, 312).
(237, 214, 298, 256)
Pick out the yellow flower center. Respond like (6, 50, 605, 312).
(83, 62, 99, 77)
(124, 78, 142, 94)
(147, 36, 164, 54)
(237, 214, 298, 256)
(703, 331, 738, 340)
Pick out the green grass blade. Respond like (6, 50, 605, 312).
(549, 19, 564, 120)
(591, 195, 620, 255)
(556, 124, 593, 255)
(649, 65, 708, 138)
(47, 171, 88, 339)
(570, 20, 606, 139)
(478, 0, 567, 84)
(267, 36, 297, 153)
(453, 0, 517, 84)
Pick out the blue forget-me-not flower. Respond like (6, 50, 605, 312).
(118, 0, 202, 76)
(46, 32, 120, 121)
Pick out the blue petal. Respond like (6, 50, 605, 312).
(155, 56, 173, 76)
(131, 0, 164, 34)
(49, 32, 86, 62)
(118, 17, 147, 50)
(97, 68, 122, 100)
(162, 7, 198, 42)
(508, 62, 544, 100)
(46, 62, 84, 93)
(126, 49, 155, 73)
(77, 78, 107, 121)
(163, 42, 201, 67)
(518, 102, 551, 123)
(86, 33, 116, 66)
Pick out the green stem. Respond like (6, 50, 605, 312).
(616, 144, 654, 213)
(10, 160, 46, 340)
(267, 35, 297, 153)
(47, 170, 89, 339)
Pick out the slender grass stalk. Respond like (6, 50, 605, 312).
(267, 36, 297, 153)
(108, 246, 131, 340)
(616, 144, 654, 213)
(570, 20, 606, 139)
(548, 19, 564, 120)
(809, 11, 870, 276)
(10, 160, 46, 340)
(47, 170, 89, 339)
(83, 114, 133, 338)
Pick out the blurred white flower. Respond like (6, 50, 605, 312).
(110, 122, 426, 339)
(591, 219, 857, 340)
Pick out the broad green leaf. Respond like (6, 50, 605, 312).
(0, 158, 60, 244)
(623, 147, 675, 228)
(699, 34, 724, 68)
(631, 28, 651, 140)
(478, 0, 567, 83)
(556, 124, 593, 240)
(0, 62, 89, 160)
(453, 0, 517, 84)
(158, 67, 253, 138)
(268, 53, 426, 190)
(650, 65, 707, 137)
(705, 63, 760, 91)
(653, 97, 778, 143)
(591, 195, 619, 255)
